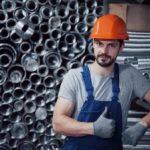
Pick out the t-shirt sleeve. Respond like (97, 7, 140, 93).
(131, 66, 150, 99)
(58, 69, 77, 102)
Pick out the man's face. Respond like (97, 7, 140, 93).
(93, 39, 123, 67)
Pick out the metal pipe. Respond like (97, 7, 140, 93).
(7, 64, 26, 83)
(25, 89, 37, 101)
(50, 28, 62, 40)
(21, 53, 40, 72)
(29, 73, 41, 85)
(67, 0, 78, 13)
(29, 13, 42, 27)
(37, 0, 48, 5)
(65, 33, 76, 45)
(0, 67, 7, 85)
(2, 81, 14, 92)
(81, 54, 95, 65)
(68, 14, 80, 25)
(45, 89, 56, 103)
(48, 16, 61, 29)
(0, 144, 11, 150)
(24, 100, 36, 113)
(2, 0, 16, 12)
(77, 5, 89, 16)
(34, 43, 47, 56)
(94, 6, 104, 17)
(0, 104, 13, 116)
(60, 21, 71, 34)
(10, 111, 22, 122)
(43, 52, 62, 69)
(35, 96, 45, 107)
(0, 53, 12, 67)
(35, 84, 46, 96)
(11, 123, 28, 139)
(2, 92, 13, 104)
(35, 107, 47, 120)
(30, 31, 42, 44)
(53, 66, 67, 83)
(13, 87, 25, 99)
(10, 30, 22, 44)
(34, 121, 46, 133)
(39, 22, 49, 35)
(48, 0, 61, 6)
(55, 4, 69, 19)
(20, 41, 32, 54)
(20, 79, 32, 91)
(45, 39, 57, 50)
(15, 20, 34, 40)
(0, 9, 8, 24)
(37, 65, 49, 77)
(14, 8, 28, 20)
(84, 14, 96, 27)
(18, 141, 35, 150)
(0, 28, 9, 39)
(75, 22, 88, 35)
(25, 0, 39, 12)
(28, 131, 39, 143)
(39, 5, 53, 20)
(6, 18, 16, 30)
(43, 75, 56, 88)
(57, 41, 68, 53)
(14, 100, 24, 112)
(1, 119, 11, 131)
(0, 43, 17, 64)
(23, 114, 35, 125)
(67, 60, 82, 70)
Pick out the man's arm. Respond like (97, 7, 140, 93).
(141, 89, 150, 126)
(122, 89, 150, 146)
(52, 97, 93, 137)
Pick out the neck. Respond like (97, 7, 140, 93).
(90, 62, 115, 76)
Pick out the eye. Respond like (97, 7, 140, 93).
(94, 40, 102, 47)
(109, 43, 118, 48)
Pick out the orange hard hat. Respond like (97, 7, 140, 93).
(90, 14, 129, 40)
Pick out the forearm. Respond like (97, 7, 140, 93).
(52, 115, 93, 137)
(140, 112, 150, 127)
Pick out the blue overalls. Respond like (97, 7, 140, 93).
(63, 63, 123, 150)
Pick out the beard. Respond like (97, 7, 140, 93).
(96, 54, 116, 67)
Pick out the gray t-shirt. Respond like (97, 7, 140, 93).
(58, 64, 150, 130)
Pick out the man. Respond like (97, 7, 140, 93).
(52, 14, 150, 150)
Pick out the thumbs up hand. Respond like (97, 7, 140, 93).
(93, 107, 116, 138)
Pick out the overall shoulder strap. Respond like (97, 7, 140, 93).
(81, 65, 94, 100)
(112, 63, 120, 101)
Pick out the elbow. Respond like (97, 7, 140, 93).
(52, 119, 62, 134)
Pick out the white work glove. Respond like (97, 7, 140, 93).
(122, 122, 148, 146)
(93, 107, 116, 138)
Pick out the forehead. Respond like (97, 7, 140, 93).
(94, 39, 120, 44)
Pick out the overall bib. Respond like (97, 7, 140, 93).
(63, 63, 123, 150)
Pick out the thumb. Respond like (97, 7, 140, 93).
(101, 107, 108, 117)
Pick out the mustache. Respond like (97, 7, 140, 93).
(97, 54, 110, 58)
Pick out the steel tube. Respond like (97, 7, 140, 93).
(39, 5, 53, 19)
(37, 65, 49, 77)
(25, 0, 39, 12)
(0, 53, 12, 67)
(0, 28, 9, 39)
(2, 0, 16, 12)
(20, 41, 32, 53)
(6, 18, 16, 30)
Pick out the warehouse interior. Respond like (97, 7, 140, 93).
(0, 0, 150, 149)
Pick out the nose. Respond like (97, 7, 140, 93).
(101, 45, 108, 53)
